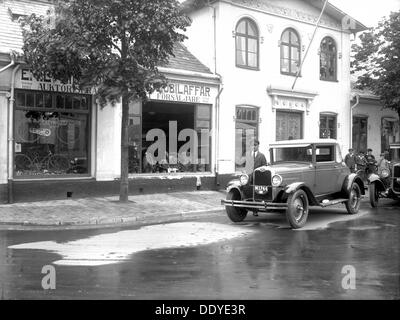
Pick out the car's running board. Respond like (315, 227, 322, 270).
(319, 198, 348, 207)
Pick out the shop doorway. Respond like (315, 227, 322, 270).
(352, 116, 368, 153)
(128, 101, 212, 174)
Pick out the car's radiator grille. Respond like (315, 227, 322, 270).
(253, 170, 272, 201)
(394, 165, 400, 178)
(254, 170, 271, 186)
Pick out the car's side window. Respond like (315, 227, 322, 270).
(315, 145, 334, 162)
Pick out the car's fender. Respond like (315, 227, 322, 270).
(284, 182, 319, 206)
(226, 180, 244, 199)
(368, 174, 386, 192)
(342, 173, 366, 196)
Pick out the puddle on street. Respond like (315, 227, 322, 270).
(8, 222, 255, 266)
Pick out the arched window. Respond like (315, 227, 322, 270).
(320, 37, 337, 81)
(235, 18, 259, 69)
(280, 28, 301, 76)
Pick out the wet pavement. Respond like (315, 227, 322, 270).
(0, 199, 399, 300)
(0, 191, 224, 227)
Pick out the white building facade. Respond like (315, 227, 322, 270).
(183, 0, 366, 177)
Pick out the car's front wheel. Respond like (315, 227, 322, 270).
(225, 190, 248, 222)
(345, 183, 362, 214)
(369, 182, 379, 208)
(286, 190, 309, 229)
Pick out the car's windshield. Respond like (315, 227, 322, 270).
(271, 147, 312, 163)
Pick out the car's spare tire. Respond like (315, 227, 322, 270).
(225, 190, 248, 222)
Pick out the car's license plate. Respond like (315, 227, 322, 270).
(255, 185, 269, 194)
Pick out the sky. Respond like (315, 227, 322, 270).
(329, 0, 400, 27)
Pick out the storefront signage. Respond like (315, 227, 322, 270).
(17, 69, 93, 94)
(149, 82, 213, 104)
(29, 128, 51, 137)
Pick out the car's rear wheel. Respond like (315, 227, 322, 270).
(286, 190, 309, 229)
(369, 182, 379, 208)
(225, 190, 248, 222)
(345, 183, 362, 214)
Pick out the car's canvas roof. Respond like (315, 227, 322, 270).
(269, 139, 338, 148)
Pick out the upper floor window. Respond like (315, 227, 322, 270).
(235, 18, 259, 69)
(320, 37, 337, 81)
(280, 28, 301, 76)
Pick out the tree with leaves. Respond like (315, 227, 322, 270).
(21, 0, 190, 201)
(352, 11, 400, 119)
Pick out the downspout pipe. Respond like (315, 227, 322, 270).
(0, 59, 15, 73)
(350, 93, 360, 149)
(8, 64, 21, 204)
(214, 85, 223, 188)
(206, 1, 224, 189)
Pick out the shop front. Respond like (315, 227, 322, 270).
(128, 80, 218, 177)
(1, 65, 220, 203)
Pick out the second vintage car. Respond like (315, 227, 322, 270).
(221, 139, 366, 229)
(368, 142, 400, 206)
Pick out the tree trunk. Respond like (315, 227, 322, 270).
(119, 94, 130, 202)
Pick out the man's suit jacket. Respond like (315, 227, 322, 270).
(254, 151, 267, 170)
(244, 151, 267, 174)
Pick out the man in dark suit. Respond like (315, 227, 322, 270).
(244, 139, 268, 173)
(252, 140, 267, 170)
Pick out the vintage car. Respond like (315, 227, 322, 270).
(368, 142, 400, 206)
(221, 139, 366, 229)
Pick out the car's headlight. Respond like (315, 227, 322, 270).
(272, 174, 283, 187)
(380, 169, 390, 178)
(239, 174, 249, 186)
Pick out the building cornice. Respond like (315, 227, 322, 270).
(158, 67, 221, 85)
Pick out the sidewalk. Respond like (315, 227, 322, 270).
(0, 190, 227, 228)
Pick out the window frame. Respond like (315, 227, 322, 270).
(276, 110, 304, 142)
(235, 105, 260, 172)
(319, 36, 338, 82)
(13, 89, 92, 179)
(319, 113, 337, 140)
(235, 18, 260, 70)
(280, 28, 301, 76)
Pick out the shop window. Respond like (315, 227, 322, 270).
(276, 111, 303, 141)
(320, 114, 337, 139)
(320, 37, 337, 81)
(235, 106, 259, 172)
(128, 101, 212, 174)
(235, 18, 259, 69)
(280, 28, 301, 76)
(14, 90, 90, 177)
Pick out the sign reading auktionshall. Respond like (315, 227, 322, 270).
(149, 82, 214, 104)
(16, 69, 93, 94)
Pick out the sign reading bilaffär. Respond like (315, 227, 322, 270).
(149, 82, 213, 104)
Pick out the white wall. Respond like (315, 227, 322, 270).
(95, 102, 122, 180)
(185, 0, 353, 174)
